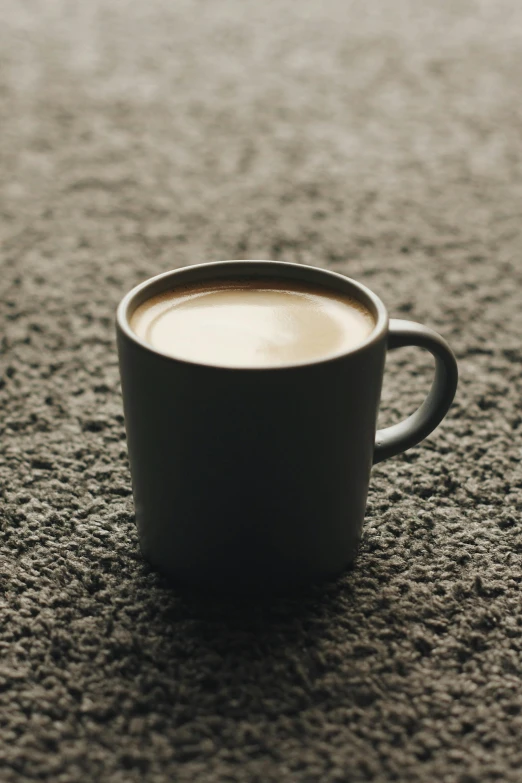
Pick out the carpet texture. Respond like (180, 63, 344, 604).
(1, 1, 522, 781)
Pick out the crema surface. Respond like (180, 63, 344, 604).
(130, 279, 375, 368)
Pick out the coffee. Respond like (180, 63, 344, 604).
(130, 278, 375, 368)
(119, 261, 458, 591)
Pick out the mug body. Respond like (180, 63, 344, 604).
(116, 261, 389, 592)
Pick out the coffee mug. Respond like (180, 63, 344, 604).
(116, 261, 458, 592)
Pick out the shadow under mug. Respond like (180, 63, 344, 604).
(116, 261, 458, 593)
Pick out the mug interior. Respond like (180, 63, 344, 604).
(117, 260, 388, 367)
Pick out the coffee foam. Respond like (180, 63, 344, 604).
(130, 277, 375, 368)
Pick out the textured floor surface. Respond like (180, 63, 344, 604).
(1, 1, 522, 781)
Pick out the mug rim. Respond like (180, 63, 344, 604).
(116, 260, 389, 370)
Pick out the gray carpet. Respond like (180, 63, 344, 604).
(1, 1, 521, 781)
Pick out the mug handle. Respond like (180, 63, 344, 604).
(373, 319, 458, 465)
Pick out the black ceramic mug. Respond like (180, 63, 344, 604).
(116, 261, 458, 592)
